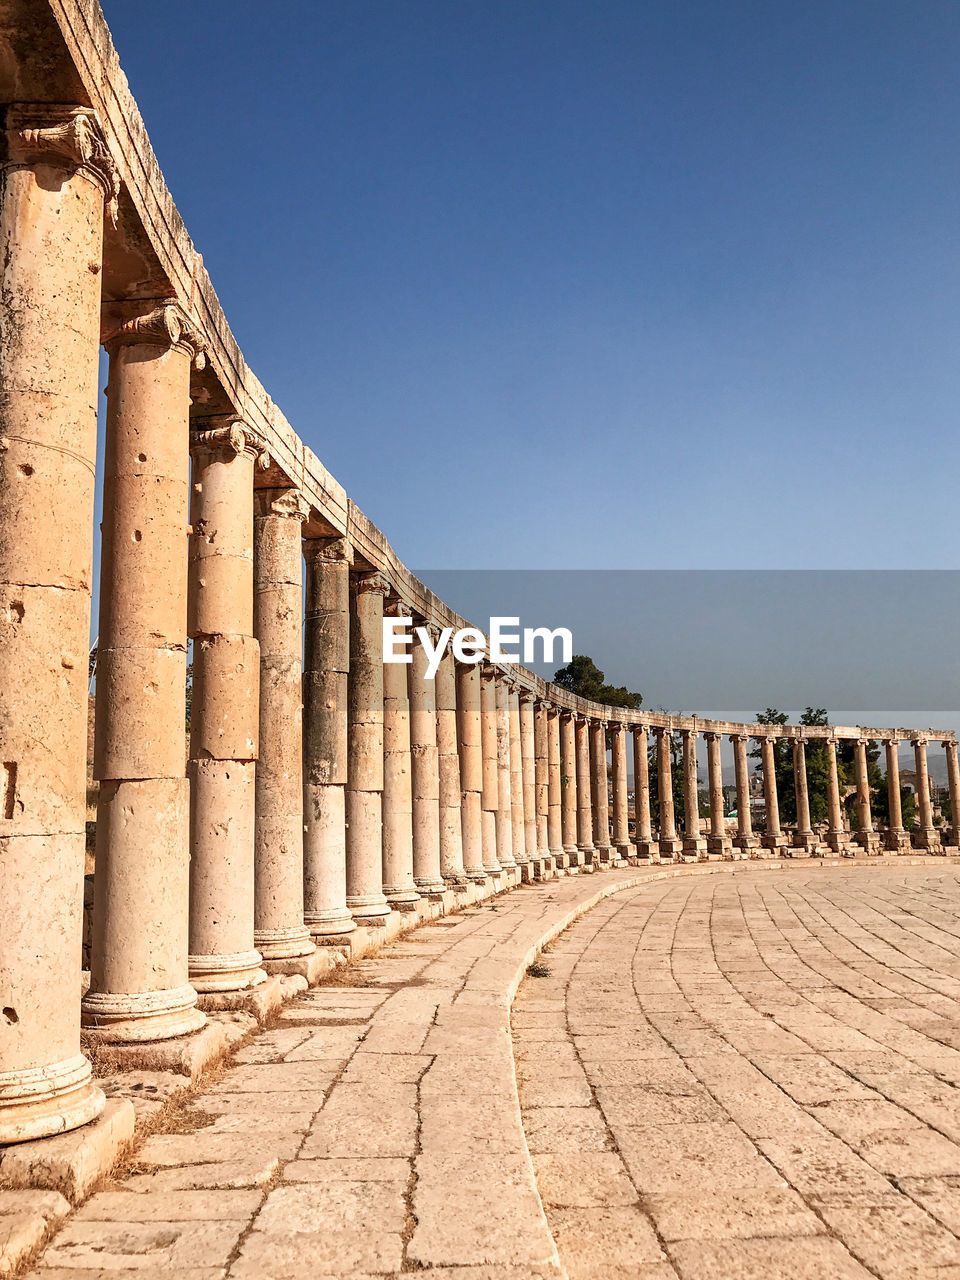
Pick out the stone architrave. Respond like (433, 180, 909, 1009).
(302, 537, 357, 937)
(345, 572, 391, 920)
(0, 106, 117, 1141)
(252, 488, 315, 962)
(187, 419, 268, 993)
(83, 301, 206, 1043)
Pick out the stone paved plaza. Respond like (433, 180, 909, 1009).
(10, 862, 960, 1279)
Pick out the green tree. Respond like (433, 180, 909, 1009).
(749, 707, 840, 826)
(553, 655, 642, 710)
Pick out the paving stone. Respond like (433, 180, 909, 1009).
(668, 1234, 874, 1278)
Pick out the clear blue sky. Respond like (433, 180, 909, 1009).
(99, 0, 960, 573)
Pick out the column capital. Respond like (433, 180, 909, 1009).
(305, 535, 352, 565)
(6, 103, 120, 225)
(703, 730, 721, 743)
(356, 571, 391, 597)
(517, 689, 537, 705)
(943, 739, 957, 752)
(383, 592, 413, 618)
(253, 487, 310, 521)
(190, 415, 270, 467)
(680, 726, 698, 741)
(103, 301, 207, 367)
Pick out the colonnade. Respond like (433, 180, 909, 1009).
(1, 98, 957, 1155)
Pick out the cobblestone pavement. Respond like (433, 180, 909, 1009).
(513, 866, 960, 1279)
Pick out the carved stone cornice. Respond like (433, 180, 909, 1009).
(103, 302, 206, 367)
(254, 487, 309, 521)
(356, 572, 391, 597)
(6, 104, 120, 226)
(190, 416, 270, 469)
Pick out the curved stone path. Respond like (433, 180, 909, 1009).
(513, 866, 960, 1279)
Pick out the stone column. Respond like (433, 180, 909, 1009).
(82, 304, 205, 1046)
(792, 738, 817, 856)
(495, 676, 517, 874)
(0, 107, 116, 1140)
(508, 686, 527, 875)
(547, 709, 565, 863)
(913, 739, 942, 852)
(560, 712, 579, 861)
(456, 662, 487, 884)
(681, 729, 706, 860)
(252, 488, 315, 963)
(479, 667, 502, 876)
(533, 700, 551, 872)
(633, 728, 656, 859)
(852, 739, 881, 854)
(732, 734, 759, 856)
(408, 623, 444, 897)
(382, 598, 418, 909)
(519, 692, 539, 877)
(345, 572, 391, 920)
(436, 649, 467, 885)
(590, 720, 612, 862)
(944, 740, 960, 850)
(611, 722, 634, 862)
(760, 737, 786, 854)
(302, 537, 356, 938)
(575, 716, 595, 864)
(656, 728, 682, 860)
(187, 420, 267, 993)
(825, 739, 848, 855)
(884, 739, 911, 853)
(704, 732, 731, 859)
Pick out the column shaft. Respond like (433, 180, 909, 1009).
(382, 600, 418, 907)
(792, 739, 816, 854)
(188, 421, 266, 993)
(633, 728, 654, 857)
(534, 702, 551, 864)
(409, 628, 444, 894)
(913, 739, 941, 851)
(520, 695, 538, 869)
(302, 538, 356, 936)
(0, 107, 113, 1140)
(560, 713, 578, 857)
(495, 677, 516, 871)
(610, 723, 632, 860)
(456, 663, 487, 881)
(733, 735, 758, 854)
(760, 737, 785, 852)
(826, 739, 848, 853)
(253, 489, 314, 960)
(508, 688, 526, 868)
(591, 720, 611, 859)
(345, 573, 391, 919)
(575, 716, 595, 861)
(83, 305, 204, 1043)
(656, 728, 681, 859)
(945, 740, 960, 849)
(884, 739, 910, 852)
(705, 733, 731, 858)
(436, 650, 467, 883)
(853, 739, 880, 853)
(547, 710, 565, 859)
(479, 669, 502, 874)
(681, 730, 705, 858)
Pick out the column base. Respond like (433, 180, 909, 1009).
(850, 830, 882, 856)
(682, 837, 707, 861)
(385, 890, 420, 912)
(414, 876, 447, 895)
(464, 868, 489, 885)
(81, 983, 206, 1044)
(707, 836, 733, 859)
(791, 832, 820, 857)
(734, 834, 761, 856)
(658, 838, 683, 861)
(347, 893, 391, 922)
(825, 830, 849, 854)
(614, 842, 635, 865)
(762, 832, 789, 852)
(885, 828, 913, 853)
(254, 927, 316, 961)
(913, 827, 944, 852)
(305, 907, 357, 937)
(0, 1054, 105, 1146)
(634, 839, 659, 860)
(188, 951, 267, 994)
